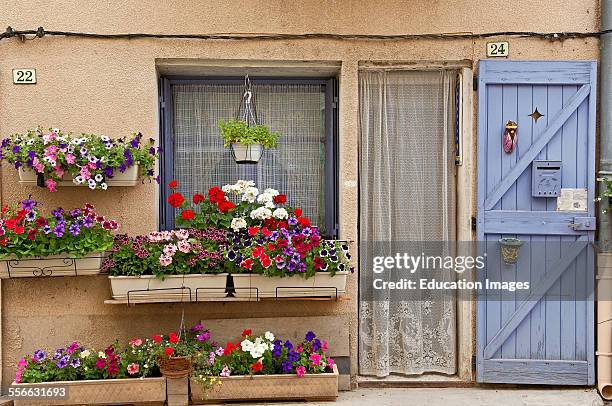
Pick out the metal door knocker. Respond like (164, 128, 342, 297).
(503, 121, 518, 153)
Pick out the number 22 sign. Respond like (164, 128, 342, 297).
(486, 42, 509, 58)
(13, 69, 36, 84)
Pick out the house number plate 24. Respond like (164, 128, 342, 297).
(486, 42, 509, 57)
(12, 68, 36, 84)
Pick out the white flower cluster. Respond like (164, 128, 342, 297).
(240, 331, 276, 359)
(221, 180, 291, 226)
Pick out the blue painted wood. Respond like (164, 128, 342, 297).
(476, 60, 596, 385)
(484, 84, 590, 211)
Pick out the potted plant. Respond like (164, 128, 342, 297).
(0, 127, 159, 191)
(190, 329, 338, 403)
(219, 119, 280, 164)
(12, 340, 166, 405)
(104, 228, 229, 302)
(150, 325, 214, 380)
(0, 199, 118, 277)
(169, 180, 353, 298)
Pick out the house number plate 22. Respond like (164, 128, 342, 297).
(12, 69, 36, 84)
(486, 42, 509, 57)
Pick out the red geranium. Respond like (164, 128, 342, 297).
(240, 259, 254, 270)
(168, 180, 178, 189)
(294, 208, 303, 217)
(168, 332, 179, 344)
(193, 193, 205, 204)
(164, 347, 174, 356)
(261, 227, 272, 237)
(14, 226, 24, 235)
(298, 217, 311, 227)
(181, 209, 195, 220)
(242, 329, 252, 337)
(248, 227, 259, 236)
(218, 200, 235, 213)
(273, 194, 287, 204)
(152, 335, 163, 344)
(0, 237, 8, 246)
(208, 187, 225, 204)
(224, 341, 237, 355)
(5, 219, 17, 230)
(168, 192, 185, 208)
(278, 221, 288, 229)
(251, 361, 263, 373)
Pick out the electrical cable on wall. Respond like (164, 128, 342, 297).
(1, 26, 611, 42)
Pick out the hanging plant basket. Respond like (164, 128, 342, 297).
(499, 237, 523, 265)
(159, 355, 191, 379)
(230, 142, 263, 164)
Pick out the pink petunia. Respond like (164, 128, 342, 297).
(45, 179, 57, 192)
(129, 338, 143, 347)
(65, 154, 76, 164)
(309, 353, 322, 365)
(296, 365, 306, 377)
(127, 363, 139, 375)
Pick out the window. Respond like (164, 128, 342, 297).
(159, 77, 339, 237)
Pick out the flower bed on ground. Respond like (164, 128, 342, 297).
(0, 127, 159, 191)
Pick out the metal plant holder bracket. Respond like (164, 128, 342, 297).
(230, 74, 265, 164)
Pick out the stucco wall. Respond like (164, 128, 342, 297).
(0, 0, 600, 387)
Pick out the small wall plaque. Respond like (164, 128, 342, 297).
(486, 42, 509, 58)
(557, 188, 588, 212)
(13, 69, 36, 84)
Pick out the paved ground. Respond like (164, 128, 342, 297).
(247, 388, 605, 406)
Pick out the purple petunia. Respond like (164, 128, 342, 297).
(130, 139, 139, 148)
(33, 350, 46, 362)
(83, 216, 94, 228)
(305, 331, 316, 342)
(52, 349, 64, 360)
(104, 166, 114, 178)
(56, 355, 69, 369)
(69, 209, 81, 218)
(149, 147, 156, 155)
(191, 323, 204, 332)
(288, 351, 300, 362)
(1, 138, 9, 148)
(70, 358, 80, 368)
(288, 217, 298, 226)
(53, 223, 65, 238)
(284, 341, 294, 351)
(281, 360, 293, 373)
(118, 163, 127, 173)
(69, 224, 80, 236)
(21, 198, 37, 210)
(25, 211, 37, 222)
(312, 338, 322, 351)
(147, 169, 154, 176)
(14, 160, 21, 169)
(27, 150, 36, 159)
(298, 263, 307, 273)
(12, 145, 20, 154)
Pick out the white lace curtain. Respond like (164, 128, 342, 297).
(358, 70, 457, 377)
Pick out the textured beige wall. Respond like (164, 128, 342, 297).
(0, 0, 601, 386)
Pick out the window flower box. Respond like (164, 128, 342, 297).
(1, 127, 158, 191)
(0, 252, 106, 278)
(18, 165, 141, 187)
(190, 365, 338, 403)
(109, 274, 228, 302)
(11, 377, 167, 405)
(232, 271, 348, 298)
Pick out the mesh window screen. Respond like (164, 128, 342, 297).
(171, 83, 327, 230)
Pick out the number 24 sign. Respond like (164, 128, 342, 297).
(486, 42, 509, 58)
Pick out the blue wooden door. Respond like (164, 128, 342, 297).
(476, 61, 596, 385)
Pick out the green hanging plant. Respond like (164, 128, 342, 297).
(218, 119, 280, 149)
(597, 176, 612, 214)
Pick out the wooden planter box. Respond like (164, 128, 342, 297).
(232, 271, 348, 299)
(109, 274, 228, 303)
(0, 252, 105, 278)
(18, 165, 140, 187)
(190, 365, 338, 403)
(11, 377, 166, 405)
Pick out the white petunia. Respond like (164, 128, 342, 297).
(74, 176, 85, 185)
(264, 331, 275, 342)
(101, 182, 108, 190)
(88, 179, 97, 190)
(79, 350, 91, 358)
(94, 174, 103, 182)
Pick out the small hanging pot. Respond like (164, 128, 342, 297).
(499, 237, 523, 265)
(231, 142, 263, 164)
(158, 355, 191, 378)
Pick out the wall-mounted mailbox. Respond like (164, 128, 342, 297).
(532, 160, 562, 197)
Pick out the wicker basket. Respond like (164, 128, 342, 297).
(159, 356, 191, 378)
